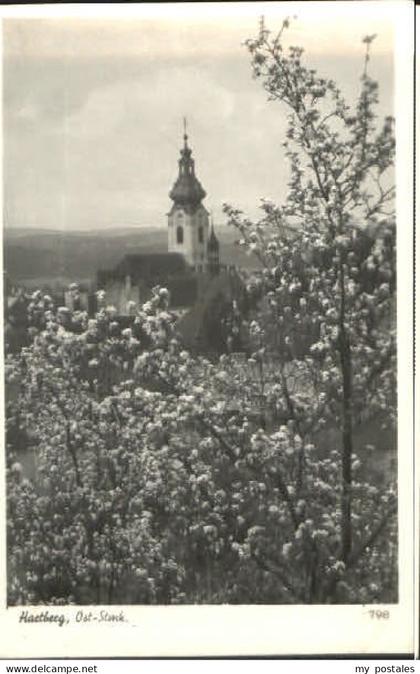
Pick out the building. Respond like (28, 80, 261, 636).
(90, 125, 246, 352)
(97, 127, 222, 315)
(168, 127, 218, 273)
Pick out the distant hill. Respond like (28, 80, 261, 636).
(4, 226, 260, 289)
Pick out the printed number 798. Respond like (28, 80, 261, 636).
(367, 610, 390, 619)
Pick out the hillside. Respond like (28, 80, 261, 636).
(4, 226, 260, 289)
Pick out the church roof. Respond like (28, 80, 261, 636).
(115, 253, 187, 279)
(96, 250, 201, 308)
(97, 253, 188, 288)
(169, 132, 206, 207)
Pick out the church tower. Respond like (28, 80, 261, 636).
(168, 122, 209, 269)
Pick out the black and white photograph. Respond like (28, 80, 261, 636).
(1, 0, 414, 658)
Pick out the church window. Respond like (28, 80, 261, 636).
(177, 226, 184, 244)
(198, 226, 204, 243)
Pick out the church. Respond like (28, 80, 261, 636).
(96, 127, 224, 314)
(95, 127, 242, 349)
(167, 126, 220, 275)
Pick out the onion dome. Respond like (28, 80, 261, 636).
(169, 129, 206, 208)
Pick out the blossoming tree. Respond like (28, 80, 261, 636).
(224, 17, 396, 583)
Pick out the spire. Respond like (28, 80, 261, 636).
(207, 212, 220, 276)
(208, 213, 219, 250)
(169, 121, 206, 209)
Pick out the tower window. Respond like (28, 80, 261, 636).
(177, 226, 184, 244)
(198, 226, 204, 244)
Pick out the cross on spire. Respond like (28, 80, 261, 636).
(183, 116, 188, 147)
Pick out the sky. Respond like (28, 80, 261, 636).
(3, 2, 398, 231)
